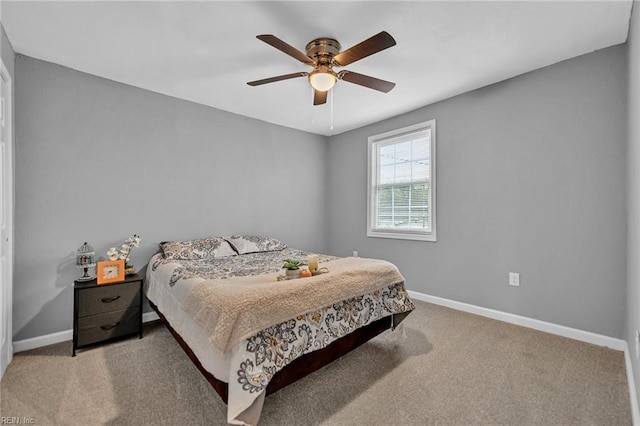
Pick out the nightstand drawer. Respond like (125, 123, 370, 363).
(77, 307, 140, 347)
(78, 282, 140, 317)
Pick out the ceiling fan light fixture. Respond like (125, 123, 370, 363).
(309, 67, 337, 92)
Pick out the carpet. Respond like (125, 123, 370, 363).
(1, 301, 631, 425)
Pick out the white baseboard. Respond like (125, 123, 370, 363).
(13, 329, 73, 353)
(409, 291, 626, 350)
(409, 290, 638, 424)
(12, 311, 161, 353)
(143, 311, 160, 323)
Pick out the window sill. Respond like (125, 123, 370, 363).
(367, 230, 437, 242)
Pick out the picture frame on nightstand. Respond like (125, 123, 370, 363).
(96, 259, 125, 285)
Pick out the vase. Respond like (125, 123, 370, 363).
(285, 269, 302, 279)
(124, 264, 136, 276)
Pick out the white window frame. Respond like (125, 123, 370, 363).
(367, 120, 437, 242)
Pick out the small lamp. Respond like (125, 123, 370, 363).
(76, 242, 96, 281)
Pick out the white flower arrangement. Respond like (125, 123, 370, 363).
(107, 234, 142, 267)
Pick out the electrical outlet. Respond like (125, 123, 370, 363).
(353, 251, 358, 257)
(509, 272, 520, 287)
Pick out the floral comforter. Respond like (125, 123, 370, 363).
(146, 249, 414, 426)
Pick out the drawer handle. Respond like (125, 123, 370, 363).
(100, 322, 121, 331)
(101, 295, 121, 303)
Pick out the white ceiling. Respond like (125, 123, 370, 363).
(0, 1, 633, 136)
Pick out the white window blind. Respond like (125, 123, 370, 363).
(368, 120, 436, 241)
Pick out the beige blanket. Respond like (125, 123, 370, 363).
(182, 256, 405, 352)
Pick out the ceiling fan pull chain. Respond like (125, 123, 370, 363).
(330, 88, 334, 130)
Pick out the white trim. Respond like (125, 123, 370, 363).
(408, 290, 626, 350)
(367, 120, 437, 242)
(143, 311, 160, 323)
(0, 58, 13, 378)
(13, 311, 160, 353)
(13, 329, 72, 353)
(624, 343, 640, 426)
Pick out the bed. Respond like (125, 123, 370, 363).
(144, 235, 415, 425)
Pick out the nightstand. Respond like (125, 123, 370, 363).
(73, 273, 143, 356)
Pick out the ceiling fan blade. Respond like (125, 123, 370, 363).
(339, 71, 396, 93)
(247, 72, 308, 86)
(257, 35, 315, 65)
(333, 31, 396, 67)
(313, 90, 327, 106)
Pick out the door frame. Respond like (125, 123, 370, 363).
(0, 58, 14, 378)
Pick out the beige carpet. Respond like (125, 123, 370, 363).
(1, 301, 632, 425)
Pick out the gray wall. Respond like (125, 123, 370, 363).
(627, 0, 640, 410)
(10, 35, 630, 343)
(327, 45, 627, 338)
(13, 55, 328, 341)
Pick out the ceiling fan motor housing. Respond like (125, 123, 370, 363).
(305, 38, 341, 64)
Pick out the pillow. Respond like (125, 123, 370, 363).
(224, 235, 287, 255)
(160, 237, 238, 260)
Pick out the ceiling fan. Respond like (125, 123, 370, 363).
(247, 31, 397, 106)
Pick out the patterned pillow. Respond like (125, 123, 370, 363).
(224, 235, 287, 255)
(160, 237, 238, 260)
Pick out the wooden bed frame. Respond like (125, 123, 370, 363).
(149, 300, 410, 403)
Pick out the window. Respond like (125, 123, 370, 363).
(367, 120, 436, 241)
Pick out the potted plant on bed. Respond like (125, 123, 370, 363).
(282, 259, 304, 279)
